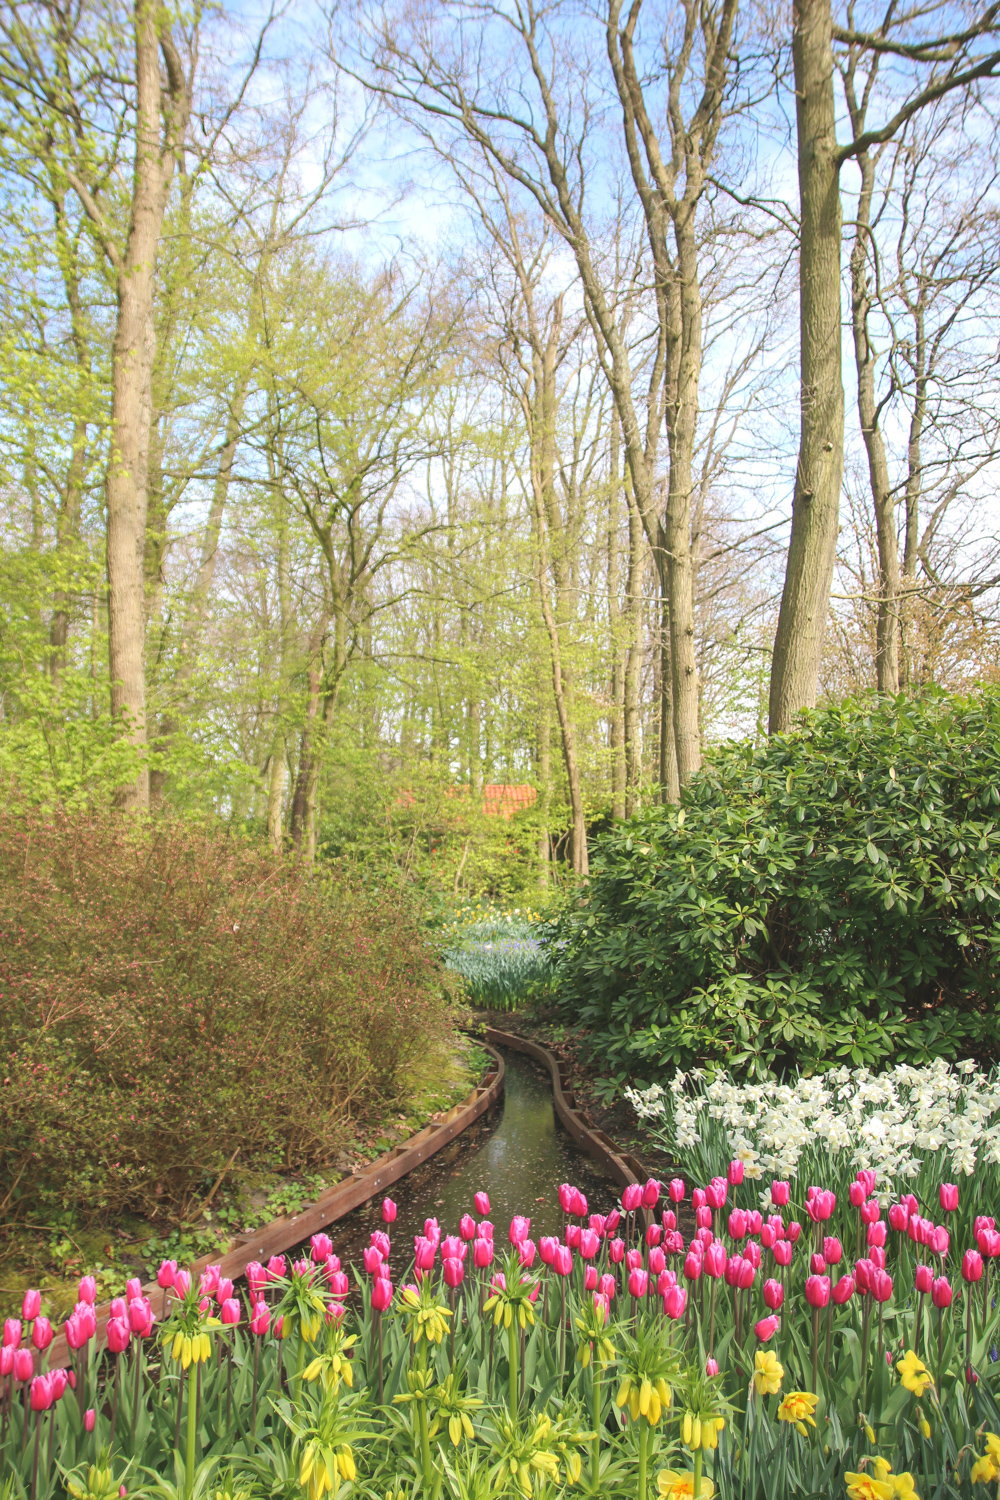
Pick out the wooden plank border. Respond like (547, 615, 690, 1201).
(45, 1045, 505, 1368)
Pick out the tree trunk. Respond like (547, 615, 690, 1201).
(623, 477, 645, 816)
(266, 737, 287, 853)
(608, 413, 626, 821)
(657, 552, 680, 802)
(537, 697, 551, 887)
(769, 0, 844, 733)
(106, 0, 184, 808)
(899, 299, 927, 686)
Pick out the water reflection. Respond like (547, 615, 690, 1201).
(326, 1047, 621, 1265)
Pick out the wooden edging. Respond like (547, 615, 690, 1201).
(483, 1027, 650, 1196)
(46, 1045, 505, 1368)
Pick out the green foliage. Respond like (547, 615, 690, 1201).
(551, 688, 1000, 1078)
(0, 810, 456, 1225)
(440, 906, 551, 1010)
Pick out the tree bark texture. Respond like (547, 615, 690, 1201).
(769, 0, 844, 733)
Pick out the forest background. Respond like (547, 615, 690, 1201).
(2, 0, 1000, 903)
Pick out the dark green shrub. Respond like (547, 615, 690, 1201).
(0, 812, 454, 1222)
(551, 689, 1000, 1079)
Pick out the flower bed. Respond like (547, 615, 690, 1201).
(5, 1155, 1000, 1500)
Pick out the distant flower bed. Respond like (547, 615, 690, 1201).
(440, 906, 550, 1010)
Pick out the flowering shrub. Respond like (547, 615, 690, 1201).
(6, 1170, 1000, 1500)
(0, 813, 454, 1222)
(441, 907, 550, 1010)
(549, 690, 1000, 1080)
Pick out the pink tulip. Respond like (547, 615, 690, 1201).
(106, 1318, 130, 1354)
(728, 1209, 747, 1240)
(663, 1285, 686, 1319)
(695, 1206, 712, 1230)
(608, 1238, 625, 1264)
(855, 1259, 874, 1295)
(656, 1268, 677, 1295)
(932, 1276, 952, 1309)
(518, 1240, 537, 1269)
(805, 1191, 835, 1223)
(849, 1182, 866, 1208)
(706, 1356, 719, 1376)
(857, 1169, 877, 1195)
(868, 1221, 887, 1249)
(476, 1221, 494, 1241)
(705, 1178, 727, 1210)
(127, 1300, 154, 1338)
(593, 1292, 610, 1322)
(266, 1256, 286, 1281)
(13, 1348, 33, 1382)
(327, 1271, 350, 1299)
(669, 1179, 685, 1203)
(414, 1237, 437, 1271)
(29, 1376, 53, 1412)
(786, 1222, 802, 1243)
(382, 1198, 397, 1223)
(832, 1274, 855, 1305)
(860, 1200, 880, 1226)
(509, 1212, 530, 1248)
(771, 1181, 790, 1207)
(662, 1209, 676, 1232)
(64, 1315, 87, 1351)
(763, 1278, 783, 1310)
(628, 1268, 649, 1298)
(704, 1241, 727, 1279)
(736, 1258, 755, 1290)
(772, 1240, 792, 1267)
(746, 1211, 762, 1235)
(605, 1209, 621, 1234)
(250, 1303, 270, 1336)
(3, 1319, 20, 1348)
(598, 1272, 616, 1300)
(109, 1298, 127, 1322)
(539, 1236, 559, 1266)
(644, 1223, 662, 1249)
(245, 1263, 266, 1297)
(459, 1213, 476, 1240)
(622, 1183, 643, 1213)
(473, 1238, 494, 1270)
(870, 1246, 886, 1270)
(581, 1265, 596, 1292)
(683, 1251, 703, 1282)
(579, 1230, 600, 1259)
(963, 1250, 985, 1283)
(558, 1183, 576, 1214)
(311, 1234, 333, 1263)
(805, 1275, 831, 1308)
(664, 1231, 685, 1254)
(755, 1314, 779, 1342)
(761, 1225, 776, 1250)
(566, 1224, 581, 1249)
(692, 1188, 706, 1210)
(77, 1274, 98, 1304)
(930, 1224, 950, 1256)
(1, 1348, 13, 1376)
(940, 1183, 959, 1213)
(217, 1279, 234, 1304)
(648, 1247, 666, 1276)
(553, 1246, 573, 1277)
(156, 1259, 177, 1291)
(979, 1228, 1000, 1258)
(443, 1258, 465, 1289)
(220, 1298, 240, 1326)
(371, 1278, 393, 1312)
(439, 1236, 462, 1261)
(84, 1409, 96, 1432)
(76, 1304, 96, 1339)
(572, 1189, 589, 1218)
(642, 1178, 661, 1208)
(370, 1231, 390, 1259)
(728, 1159, 744, 1186)
(888, 1203, 909, 1233)
(474, 1191, 491, 1215)
(744, 1240, 762, 1269)
(823, 1236, 843, 1265)
(22, 1290, 40, 1321)
(810, 1253, 826, 1276)
(363, 1247, 383, 1275)
(292, 1259, 312, 1282)
(871, 1270, 893, 1303)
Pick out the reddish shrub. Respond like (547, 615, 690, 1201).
(0, 813, 453, 1222)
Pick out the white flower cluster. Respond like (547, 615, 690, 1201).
(627, 1058, 1000, 1187)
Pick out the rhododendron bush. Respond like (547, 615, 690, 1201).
(0, 813, 453, 1222)
(5, 1175, 1000, 1500)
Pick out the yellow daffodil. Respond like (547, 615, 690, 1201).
(972, 1456, 999, 1485)
(656, 1472, 714, 1500)
(753, 1349, 783, 1397)
(890, 1472, 919, 1498)
(897, 1350, 933, 1398)
(918, 1417, 931, 1440)
(985, 1434, 1000, 1461)
(845, 1473, 893, 1500)
(777, 1391, 817, 1437)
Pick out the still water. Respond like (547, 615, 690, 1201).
(326, 1047, 623, 1265)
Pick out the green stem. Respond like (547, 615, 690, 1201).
(294, 1328, 306, 1407)
(692, 1446, 703, 1500)
(508, 1317, 518, 1414)
(637, 1417, 648, 1500)
(591, 1363, 602, 1492)
(185, 1361, 198, 1500)
(418, 1400, 433, 1486)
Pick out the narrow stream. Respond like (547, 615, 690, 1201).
(325, 1047, 623, 1266)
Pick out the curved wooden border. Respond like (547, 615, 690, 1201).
(484, 1027, 650, 1195)
(46, 1046, 505, 1367)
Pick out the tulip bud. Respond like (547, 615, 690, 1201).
(79, 1275, 98, 1304)
(888, 1203, 909, 1233)
(553, 1246, 573, 1277)
(648, 1247, 666, 1276)
(311, 1234, 333, 1263)
(914, 1263, 933, 1295)
(692, 1188, 706, 1211)
(662, 1210, 676, 1233)
(645, 1223, 662, 1249)
(663, 1285, 686, 1319)
(684, 1251, 703, 1282)
(871, 1269, 893, 1303)
(848, 1182, 866, 1208)
(414, 1236, 437, 1271)
(84, 1409, 96, 1433)
(1, 1346, 14, 1376)
(22, 1290, 40, 1322)
(832, 1274, 855, 1305)
(443, 1257, 465, 1289)
(786, 1222, 802, 1243)
(220, 1298, 240, 1326)
(763, 1278, 783, 1311)
(931, 1276, 952, 1309)
(705, 1178, 727, 1210)
(706, 1356, 719, 1376)
(823, 1236, 843, 1265)
(728, 1209, 747, 1240)
(173, 1269, 192, 1299)
(13, 1348, 33, 1382)
(771, 1181, 790, 1207)
(572, 1189, 589, 1218)
(810, 1254, 826, 1276)
(703, 1242, 727, 1279)
(628, 1268, 649, 1298)
(583, 1265, 598, 1292)
(669, 1179, 685, 1203)
(250, 1303, 270, 1336)
(473, 1238, 494, 1270)
(608, 1237, 625, 1264)
(754, 1315, 779, 1342)
(370, 1276, 393, 1312)
(474, 1191, 490, 1215)
(589, 1214, 607, 1239)
(736, 1258, 755, 1291)
(29, 1376, 52, 1413)
(128, 1299, 153, 1337)
(963, 1250, 984, 1283)
(381, 1197, 397, 1223)
(605, 1209, 621, 1234)
(539, 1236, 558, 1266)
(559, 1183, 576, 1214)
(106, 1318, 130, 1355)
(980, 1228, 1000, 1259)
(3, 1319, 21, 1348)
(761, 1225, 776, 1250)
(621, 1183, 643, 1213)
(805, 1275, 831, 1309)
(744, 1239, 762, 1269)
(328, 1271, 350, 1299)
(728, 1159, 744, 1186)
(940, 1183, 959, 1213)
(642, 1178, 661, 1208)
